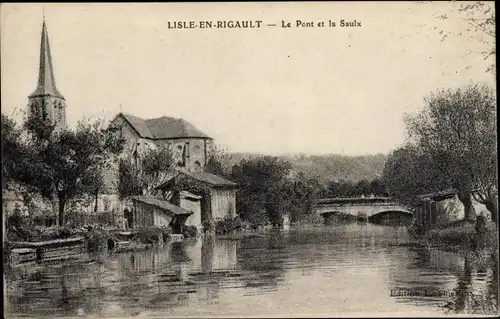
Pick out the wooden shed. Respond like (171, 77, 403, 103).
(128, 195, 193, 234)
(155, 170, 238, 227)
(413, 188, 488, 227)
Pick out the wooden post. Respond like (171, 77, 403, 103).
(424, 200, 430, 227)
(2, 205, 6, 246)
(430, 201, 437, 225)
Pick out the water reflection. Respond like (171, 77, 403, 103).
(4, 225, 499, 317)
(234, 230, 289, 293)
(386, 245, 498, 315)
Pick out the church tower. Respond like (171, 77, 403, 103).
(28, 20, 67, 132)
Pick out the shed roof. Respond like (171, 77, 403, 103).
(181, 170, 238, 187)
(415, 188, 458, 202)
(117, 113, 211, 139)
(129, 195, 193, 216)
(155, 170, 238, 190)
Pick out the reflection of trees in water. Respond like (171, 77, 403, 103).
(202, 235, 215, 273)
(389, 246, 498, 315)
(236, 230, 289, 289)
(5, 261, 105, 317)
(451, 253, 498, 315)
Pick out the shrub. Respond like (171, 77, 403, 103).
(134, 227, 163, 244)
(183, 225, 199, 238)
(65, 210, 86, 227)
(215, 216, 242, 235)
(85, 229, 112, 251)
(295, 213, 323, 226)
(7, 209, 37, 229)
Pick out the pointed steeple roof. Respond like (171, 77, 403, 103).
(29, 20, 64, 99)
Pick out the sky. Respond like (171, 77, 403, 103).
(1, 2, 495, 156)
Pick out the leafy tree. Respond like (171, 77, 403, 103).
(354, 179, 371, 197)
(231, 156, 292, 226)
(14, 116, 124, 226)
(369, 179, 389, 197)
(1, 113, 24, 191)
(117, 146, 175, 198)
(117, 158, 142, 199)
(205, 144, 233, 177)
(287, 172, 323, 222)
(405, 84, 497, 222)
(382, 144, 446, 205)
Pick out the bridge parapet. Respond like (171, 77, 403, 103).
(311, 198, 414, 218)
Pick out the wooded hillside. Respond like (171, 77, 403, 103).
(228, 152, 388, 183)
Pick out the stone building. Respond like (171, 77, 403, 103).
(110, 113, 238, 227)
(110, 113, 214, 172)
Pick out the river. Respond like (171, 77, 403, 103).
(4, 223, 498, 317)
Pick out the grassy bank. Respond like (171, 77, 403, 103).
(410, 219, 499, 253)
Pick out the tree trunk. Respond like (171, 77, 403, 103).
(94, 189, 99, 212)
(58, 197, 66, 226)
(484, 199, 498, 225)
(52, 195, 58, 219)
(458, 191, 476, 222)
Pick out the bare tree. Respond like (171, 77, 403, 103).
(423, 1, 495, 73)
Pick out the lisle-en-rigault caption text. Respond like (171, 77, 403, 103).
(166, 20, 362, 29)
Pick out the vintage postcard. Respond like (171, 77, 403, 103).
(1, 2, 497, 318)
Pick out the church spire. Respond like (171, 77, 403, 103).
(29, 19, 64, 99)
(27, 19, 67, 131)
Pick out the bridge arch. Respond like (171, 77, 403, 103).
(368, 209, 414, 224)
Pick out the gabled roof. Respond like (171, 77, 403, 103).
(129, 195, 193, 216)
(181, 170, 238, 188)
(155, 170, 238, 190)
(29, 20, 64, 99)
(116, 113, 211, 139)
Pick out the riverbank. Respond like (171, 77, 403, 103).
(4, 225, 201, 266)
(409, 219, 499, 254)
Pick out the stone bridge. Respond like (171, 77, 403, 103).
(312, 197, 415, 223)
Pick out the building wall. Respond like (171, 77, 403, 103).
(132, 201, 172, 228)
(28, 96, 67, 132)
(112, 116, 142, 156)
(416, 194, 491, 227)
(436, 195, 489, 221)
(210, 189, 236, 220)
(180, 195, 202, 230)
(111, 115, 213, 173)
(155, 138, 211, 172)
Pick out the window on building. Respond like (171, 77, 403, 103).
(41, 101, 47, 121)
(57, 103, 63, 122)
(194, 161, 201, 172)
(185, 142, 190, 158)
